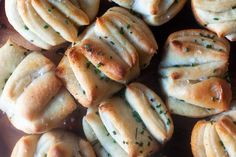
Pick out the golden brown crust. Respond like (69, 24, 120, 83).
(11, 135, 40, 157)
(6, 0, 100, 49)
(5, 0, 52, 49)
(191, 111, 236, 157)
(31, 0, 78, 42)
(99, 97, 160, 157)
(56, 46, 123, 107)
(47, 0, 90, 26)
(126, 82, 174, 144)
(0, 41, 76, 134)
(79, 38, 129, 81)
(11, 130, 96, 157)
(83, 108, 129, 157)
(71, 7, 157, 83)
(191, 120, 207, 157)
(16, 0, 65, 46)
(159, 29, 231, 118)
(111, 0, 187, 26)
(191, 0, 236, 41)
(82, 82, 174, 156)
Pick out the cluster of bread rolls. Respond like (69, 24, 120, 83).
(83, 83, 174, 157)
(11, 129, 96, 157)
(159, 29, 232, 118)
(111, 0, 187, 26)
(0, 40, 76, 134)
(2, 0, 236, 156)
(5, 0, 100, 49)
(56, 7, 158, 107)
(192, 0, 236, 41)
(191, 110, 236, 157)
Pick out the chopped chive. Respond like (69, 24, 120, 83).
(86, 61, 91, 69)
(24, 25, 29, 30)
(44, 24, 49, 29)
(84, 44, 92, 52)
(97, 62, 104, 68)
(64, 19, 69, 24)
(110, 41, 115, 45)
(119, 27, 124, 35)
(166, 118, 171, 125)
(206, 44, 212, 49)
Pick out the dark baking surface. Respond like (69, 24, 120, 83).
(0, 0, 235, 157)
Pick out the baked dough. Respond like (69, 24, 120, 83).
(83, 108, 128, 157)
(159, 29, 232, 118)
(0, 40, 76, 134)
(56, 7, 158, 107)
(111, 0, 187, 26)
(5, 0, 100, 49)
(192, 0, 236, 41)
(83, 82, 173, 157)
(11, 129, 96, 157)
(73, 7, 158, 83)
(17, 0, 66, 46)
(56, 46, 123, 108)
(191, 110, 236, 157)
(5, 0, 51, 49)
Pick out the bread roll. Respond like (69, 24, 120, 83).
(11, 129, 96, 157)
(5, 0, 51, 49)
(111, 0, 187, 26)
(0, 40, 76, 134)
(56, 7, 158, 107)
(56, 46, 123, 108)
(5, 0, 100, 49)
(192, 0, 236, 41)
(83, 82, 174, 157)
(191, 110, 236, 157)
(159, 29, 232, 118)
(76, 7, 157, 81)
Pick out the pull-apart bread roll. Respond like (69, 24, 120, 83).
(11, 129, 96, 157)
(83, 82, 174, 157)
(111, 0, 187, 26)
(191, 110, 236, 157)
(192, 0, 236, 41)
(5, 0, 100, 49)
(0, 40, 76, 134)
(56, 7, 158, 107)
(159, 29, 232, 118)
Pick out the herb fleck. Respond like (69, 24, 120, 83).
(84, 44, 92, 52)
(206, 44, 212, 49)
(86, 61, 91, 69)
(120, 27, 124, 35)
(97, 62, 104, 68)
(44, 24, 49, 29)
(24, 25, 29, 30)
(132, 111, 142, 123)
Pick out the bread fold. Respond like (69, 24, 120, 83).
(11, 130, 96, 157)
(192, 0, 236, 41)
(5, 0, 100, 49)
(0, 40, 76, 134)
(83, 82, 174, 157)
(111, 0, 187, 26)
(191, 110, 236, 157)
(159, 29, 232, 118)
